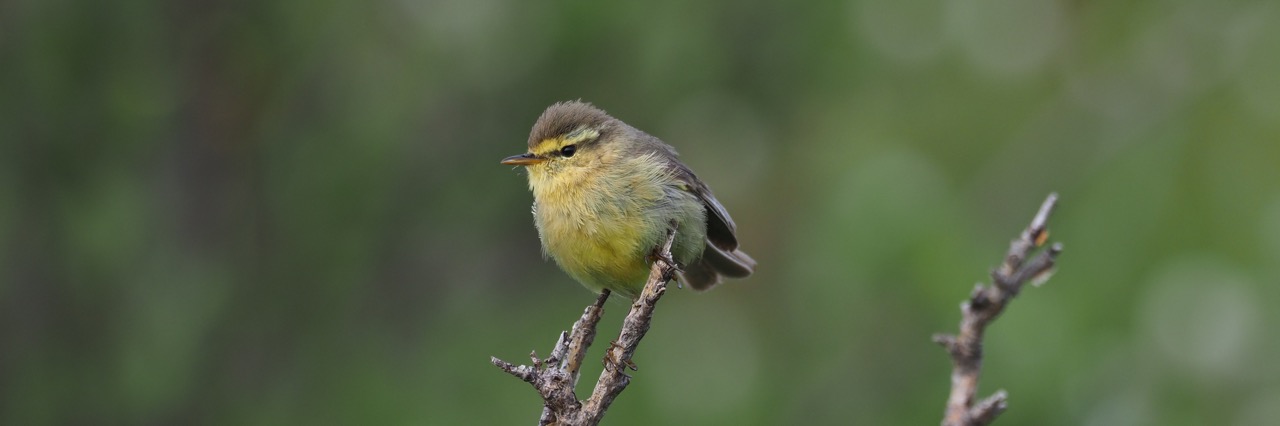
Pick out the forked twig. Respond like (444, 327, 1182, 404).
(492, 227, 680, 425)
(933, 193, 1064, 426)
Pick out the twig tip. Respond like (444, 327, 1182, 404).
(932, 333, 957, 347)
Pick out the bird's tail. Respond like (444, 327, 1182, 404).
(677, 244, 756, 291)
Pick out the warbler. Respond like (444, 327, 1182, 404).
(501, 101, 755, 299)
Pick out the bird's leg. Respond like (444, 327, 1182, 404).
(645, 243, 683, 288)
(645, 250, 675, 268)
(646, 220, 680, 267)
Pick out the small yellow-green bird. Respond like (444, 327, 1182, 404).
(501, 101, 755, 299)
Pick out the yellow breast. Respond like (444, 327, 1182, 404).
(527, 152, 672, 294)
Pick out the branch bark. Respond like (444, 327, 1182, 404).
(492, 226, 679, 426)
(933, 193, 1064, 426)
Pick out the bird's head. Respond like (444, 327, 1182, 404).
(501, 101, 619, 183)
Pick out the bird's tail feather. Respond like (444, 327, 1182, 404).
(677, 244, 755, 291)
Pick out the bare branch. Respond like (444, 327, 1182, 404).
(937, 193, 1064, 426)
(492, 226, 679, 425)
(579, 228, 679, 423)
(536, 291, 609, 425)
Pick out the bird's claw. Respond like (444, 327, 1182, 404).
(646, 249, 676, 267)
(646, 250, 682, 285)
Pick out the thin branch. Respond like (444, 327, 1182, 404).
(538, 290, 610, 425)
(578, 230, 679, 423)
(492, 226, 680, 426)
(933, 193, 1064, 426)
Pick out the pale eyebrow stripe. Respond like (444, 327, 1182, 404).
(563, 127, 599, 143)
(531, 127, 601, 155)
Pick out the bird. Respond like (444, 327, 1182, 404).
(501, 100, 755, 299)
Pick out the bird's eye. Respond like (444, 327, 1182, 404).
(560, 145, 577, 157)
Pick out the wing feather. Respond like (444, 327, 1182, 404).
(671, 164, 739, 251)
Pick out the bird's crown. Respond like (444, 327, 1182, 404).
(527, 101, 614, 154)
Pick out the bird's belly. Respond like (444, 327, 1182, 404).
(538, 207, 653, 291)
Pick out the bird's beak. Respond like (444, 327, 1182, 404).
(500, 153, 544, 166)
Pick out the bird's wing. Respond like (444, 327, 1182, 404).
(671, 164, 739, 251)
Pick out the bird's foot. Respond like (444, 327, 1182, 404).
(646, 249, 676, 268)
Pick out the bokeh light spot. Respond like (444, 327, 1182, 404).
(852, 0, 946, 63)
(948, 0, 1064, 77)
(1138, 256, 1261, 382)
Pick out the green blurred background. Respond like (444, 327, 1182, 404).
(3, 0, 1279, 424)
